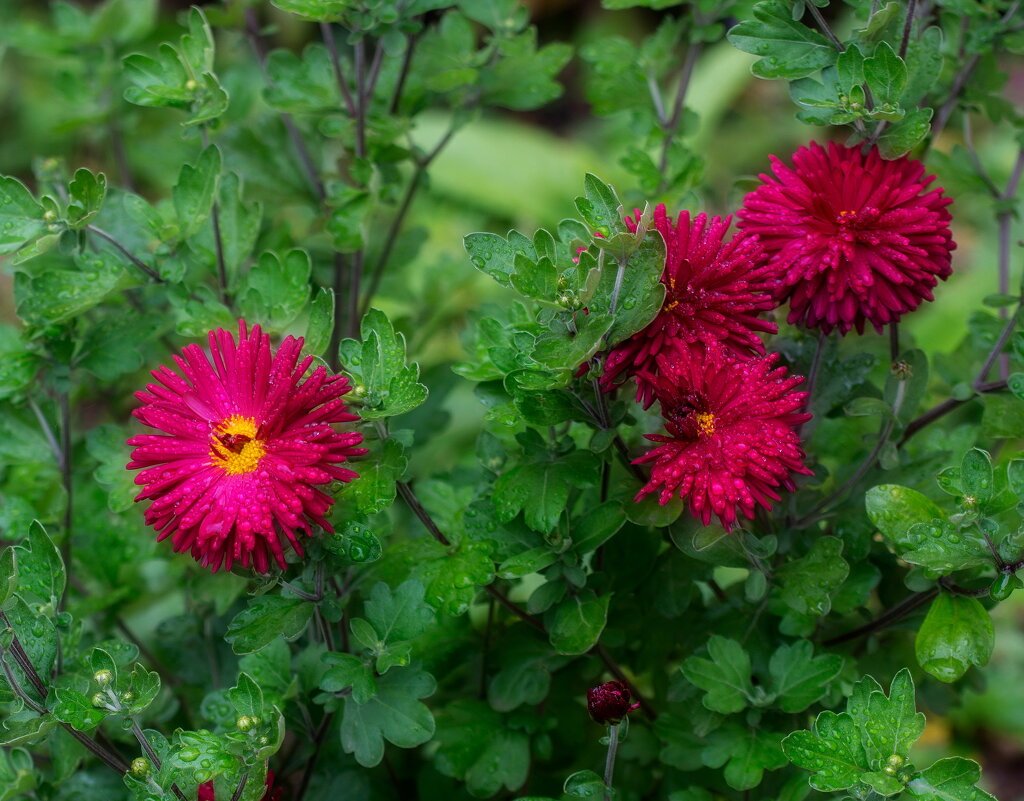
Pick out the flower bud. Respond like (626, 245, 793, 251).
(130, 757, 150, 777)
(93, 669, 113, 686)
(587, 680, 637, 725)
(236, 715, 256, 731)
(91, 693, 107, 708)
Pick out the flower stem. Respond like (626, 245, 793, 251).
(603, 723, 620, 801)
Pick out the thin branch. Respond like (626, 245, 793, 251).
(898, 0, 917, 59)
(483, 585, 545, 631)
(899, 380, 1007, 444)
(359, 124, 459, 317)
(389, 31, 421, 115)
(244, 9, 325, 201)
(229, 772, 249, 801)
(87, 226, 162, 283)
(931, 0, 1021, 139)
(295, 712, 334, 801)
(28, 398, 62, 466)
(320, 22, 358, 119)
(655, 41, 703, 192)
(806, 4, 845, 51)
(58, 390, 72, 615)
(823, 589, 937, 646)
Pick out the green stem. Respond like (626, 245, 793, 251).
(603, 724, 620, 801)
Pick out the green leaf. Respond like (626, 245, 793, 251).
(768, 640, 844, 713)
(124, 664, 161, 715)
(14, 253, 125, 325)
(238, 249, 311, 332)
(900, 519, 992, 576)
(340, 309, 428, 420)
(727, 0, 836, 80)
(681, 635, 753, 714)
(322, 520, 383, 565)
(488, 634, 568, 711)
(851, 668, 925, 766)
(0, 549, 16, 609)
(482, 31, 571, 111)
(364, 580, 436, 644)
(563, 769, 606, 798)
(304, 287, 335, 359)
(494, 451, 600, 533)
(179, 7, 214, 74)
(13, 520, 65, 609)
(85, 424, 138, 513)
(270, 0, 349, 21)
(586, 224, 667, 344)
(702, 723, 787, 791)
(336, 438, 406, 516)
(574, 174, 627, 237)
(123, 46, 192, 109)
(321, 652, 376, 704)
(264, 44, 341, 113)
(0, 176, 45, 254)
(546, 591, 609, 655)
(907, 757, 996, 801)
(434, 700, 530, 797)
(776, 537, 849, 616)
(572, 501, 626, 553)
(66, 169, 106, 229)
(960, 448, 994, 503)
(339, 666, 436, 767)
(877, 108, 933, 158)
(901, 26, 943, 106)
(866, 485, 947, 550)
(195, 172, 261, 290)
(173, 145, 221, 238)
(464, 231, 535, 289)
(225, 595, 313, 655)
(915, 594, 994, 682)
(52, 689, 107, 731)
(228, 673, 264, 719)
(863, 42, 908, 106)
(782, 711, 869, 792)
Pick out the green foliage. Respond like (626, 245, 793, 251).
(0, 0, 1019, 798)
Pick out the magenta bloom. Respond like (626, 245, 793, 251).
(636, 347, 812, 530)
(587, 681, 638, 725)
(601, 205, 779, 408)
(737, 141, 954, 335)
(127, 321, 365, 573)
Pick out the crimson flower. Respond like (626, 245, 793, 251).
(601, 205, 779, 408)
(587, 681, 639, 725)
(635, 347, 812, 529)
(198, 769, 281, 801)
(737, 141, 954, 335)
(127, 321, 365, 573)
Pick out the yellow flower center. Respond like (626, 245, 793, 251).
(694, 411, 716, 437)
(210, 415, 265, 475)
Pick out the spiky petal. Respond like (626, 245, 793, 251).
(127, 321, 366, 573)
(737, 141, 955, 335)
(602, 205, 779, 408)
(635, 347, 812, 530)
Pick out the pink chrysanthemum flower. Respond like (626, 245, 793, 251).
(127, 321, 365, 573)
(601, 205, 779, 408)
(635, 347, 812, 530)
(737, 141, 955, 335)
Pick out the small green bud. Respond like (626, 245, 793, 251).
(963, 494, 977, 507)
(93, 669, 113, 686)
(130, 757, 150, 777)
(257, 735, 269, 746)
(43, 209, 57, 222)
(185, 79, 198, 91)
(91, 693, 107, 708)
(236, 715, 256, 731)
(121, 690, 135, 704)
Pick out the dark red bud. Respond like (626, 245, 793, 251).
(587, 681, 633, 724)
